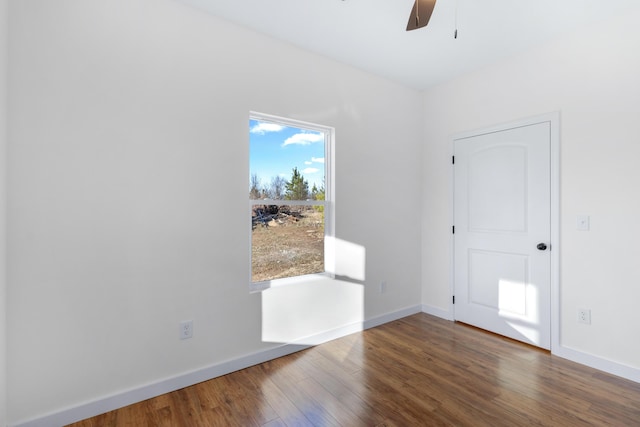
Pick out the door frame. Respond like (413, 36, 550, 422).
(450, 112, 560, 353)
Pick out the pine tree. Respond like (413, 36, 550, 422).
(313, 182, 325, 214)
(285, 167, 309, 200)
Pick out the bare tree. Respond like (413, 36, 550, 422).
(269, 175, 286, 200)
(250, 173, 261, 200)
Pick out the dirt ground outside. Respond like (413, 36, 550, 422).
(251, 206, 324, 283)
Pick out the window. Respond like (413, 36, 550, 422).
(249, 112, 333, 289)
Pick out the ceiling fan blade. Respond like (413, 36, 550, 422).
(406, 0, 437, 31)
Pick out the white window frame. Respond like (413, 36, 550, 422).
(249, 111, 335, 292)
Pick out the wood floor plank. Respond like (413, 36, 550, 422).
(248, 365, 315, 427)
(302, 356, 388, 426)
(67, 314, 640, 426)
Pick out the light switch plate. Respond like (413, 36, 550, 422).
(577, 215, 590, 231)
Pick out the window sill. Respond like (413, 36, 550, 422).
(250, 272, 334, 293)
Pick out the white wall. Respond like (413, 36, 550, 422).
(422, 7, 640, 371)
(0, 0, 7, 424)
(7, 0, 422, 424)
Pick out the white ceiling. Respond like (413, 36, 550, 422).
(176, 0, 638, 90)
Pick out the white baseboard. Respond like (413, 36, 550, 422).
(364, 305, 422, 329)
(11, 305, 421, 427)
(420, 305, 640, 385)
(19, 304, 636, 427)
(553, 344, 640, 384)
(12, 344, 312, 427)
(421, 303, 454, 321)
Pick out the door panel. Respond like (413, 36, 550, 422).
(468, 146, 527, 233)
(454, 122, 551, 349)
(468, 249, 528, 315)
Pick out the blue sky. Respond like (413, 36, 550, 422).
(249, 119, 325, 192)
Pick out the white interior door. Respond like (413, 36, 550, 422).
(454, 121, 551, 349)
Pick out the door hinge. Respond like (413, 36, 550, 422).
(452, 225, 455, 234)
(452, 156, 455, 164)
(453, 295, 455, 304)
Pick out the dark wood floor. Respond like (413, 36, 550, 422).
(68, 313, 640, 426)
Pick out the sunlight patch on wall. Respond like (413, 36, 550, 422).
(261, 278, 364, 344)
(326, 237, 366, 282)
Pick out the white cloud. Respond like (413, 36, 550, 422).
(250, 122, 285, 134)
(302, 167, 320, 174)
(282, 132, 323, 147)
(311, 157, 325, 164)
(304, 161, 312, 165)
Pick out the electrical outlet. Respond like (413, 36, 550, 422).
(578, 309, 591, 325)
(180, 320, 193, 340)
(379, 281, 387, 293)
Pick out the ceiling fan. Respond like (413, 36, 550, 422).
(406, 0, 437, 31)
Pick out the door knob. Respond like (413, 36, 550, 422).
(537, 243, 548, 251)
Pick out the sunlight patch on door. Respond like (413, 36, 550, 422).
(468, 249, 529, 315)
(498, 279, 526, 315)
(502, 282, 540, 345)
(504, 320, 540, 346)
